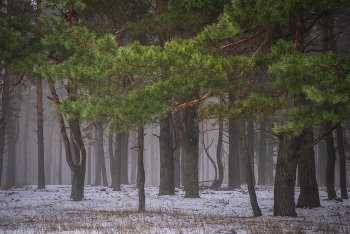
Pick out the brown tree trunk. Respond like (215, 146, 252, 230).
(138, 126, 146, 211)
(239, 119, 262, 217)
(182, 105, 199, 198)
(37, 77, 45, 189)
(48, 80, 85, 200)
(274, 132, 300, 217)
(337, 125, 348, 199)
(325, 121, 337, 200)
(159, 112, 175, 195)
(296, 130, 320, 208)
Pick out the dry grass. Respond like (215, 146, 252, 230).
(1, 203, 349, 234)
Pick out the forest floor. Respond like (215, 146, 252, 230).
(0, 184, 349, 233)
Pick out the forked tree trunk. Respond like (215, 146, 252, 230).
(182, 105, 199, 198)
(239, 119, 262, 217)
(138, 126, 146, 211)
(159, 112, 175, 195)
(337, 125, 348, 199)
(274, 132, 300, 217)
(210, 118, 224, 190)
(296, 130, 320, 208)
(48, 80, 86, 201)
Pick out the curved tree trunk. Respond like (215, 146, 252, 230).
(210, 118, 224, 190)
(239, 119, 262, 217)
(48, 80, 86, 201)
(296, 130, 320, 208)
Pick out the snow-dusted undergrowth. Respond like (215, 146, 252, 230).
(0, 184, 349, 233)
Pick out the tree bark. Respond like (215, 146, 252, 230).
(267, 134, 274, 185)
(317, 138, 326, 187)
(112, 133, 122, 191)
(6, 82, 22, 187)
(182, 105, 199, 198)
(23, 97, 30, 185)
(325, 121, 337, 200)
(94, 127, 101, 185)
(239, 119, 262, 217)
(159, 112, 175, 195)
(258, 120, 267, 185)
(296, 130, 320, 208)
(121, 132, 129, 184)
(130, 131, 137, 185)
(210, 118, 224, 190)
(337, 125, 348, 199)
(228, 112, 240, 189)
(37, 77, 45, 189)
(97, 124, 108, 186)
(247, 119, 255, 185)
(59, 130, 63, 185)
(138, 126, 146, 211)
(274, 132, 300, 217)
(48, 80, 86, 201)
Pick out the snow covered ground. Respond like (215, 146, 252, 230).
(0, 184, 349, 233)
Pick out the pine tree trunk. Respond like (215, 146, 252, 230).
(108, 133, 115, 188)
(183, 105, 199, 198)
(23, 98, 30, 185)
(45, 120, 53, 184)
(130, 131, 137, 185)
(210, 118, 224, 190)
(247, 119, 255, 185)
(94, 127, 101, 185)
(325, 121, 337, 200)
(121, 132, 129, 184)
(267, 135, 274, 185)
(0, 66, 10, 187)
(239, 119, 262, 217)
(37, 78, 45, 189)
(159, 112, 175, 195)
(48, 80, 85, 201)
(59, 131, 63, 185)
(138, 126, 146, 211)
(258, 120, 267, 185)
(228, 114, 240, 190)
(317, 138, 326, 187)
(296, 130, 320, 207)
(97, 124, 108, 186)
(274, 132, 300, 217)
(337, 125, 348, 199)
(173, 110, 180, 188)
(113, 133, 122, 191)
